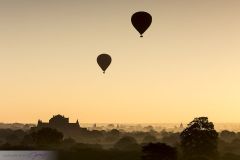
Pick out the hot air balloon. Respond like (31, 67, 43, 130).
(97, 54, 112, 74)
(131, 11, 152, 37)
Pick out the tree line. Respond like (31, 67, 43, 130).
(0, 117, 240, 160)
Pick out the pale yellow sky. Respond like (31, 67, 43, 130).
(0, 0, 240, 123)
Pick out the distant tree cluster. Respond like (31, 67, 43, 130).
(0, 117, 240, 160)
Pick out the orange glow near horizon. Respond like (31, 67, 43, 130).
(0, 1, 240, 123)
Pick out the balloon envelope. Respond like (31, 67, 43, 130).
(131, 11, 152, 37)
(97, 54, 112, 73)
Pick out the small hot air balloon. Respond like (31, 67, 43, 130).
(131, 11, 152, 37)
(97, 54, 112, 74)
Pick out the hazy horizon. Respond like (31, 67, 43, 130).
(2, 116, 240, 125)
(2, 120, 240, 132)
(1, 0, 240, 123)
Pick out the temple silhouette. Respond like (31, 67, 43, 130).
(33, 114, 87, 137)
(37, 114, 80, 129)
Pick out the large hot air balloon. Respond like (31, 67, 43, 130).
(131, 11, 152, 37)
(97, 54, 112, 74)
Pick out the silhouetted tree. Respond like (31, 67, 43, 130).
(114, 136, 140, 151)
(30, 127, 63, 146)
(142, 143, 177, 160)
(180, 117, 218, 160)
(220, 130, 236, 142)
(104, 129, 120, 144)
(142, 135, 157, 144)
(161, 132, 180, 146)
(109, 129, 120, 136)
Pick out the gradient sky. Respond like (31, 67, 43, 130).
(0, 0, 240, 123)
